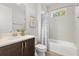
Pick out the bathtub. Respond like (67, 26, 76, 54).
(49, 39, 77, 56)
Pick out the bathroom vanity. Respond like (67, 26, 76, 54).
(0, 35, 35, 56)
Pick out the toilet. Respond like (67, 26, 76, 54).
(35, 44, 47, 56)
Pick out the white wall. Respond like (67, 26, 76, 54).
(75, 5, 79, 44)
(0, 4, 12, 34)
(25, 3, 38, 35)
(25, 3, 38, 43)
(75, 5, 79, 55)
(49, 4, 75, 43)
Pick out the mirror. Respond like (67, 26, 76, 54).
(0, 3, 26, 35)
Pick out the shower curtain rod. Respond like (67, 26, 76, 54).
(48, 4, 76, 12)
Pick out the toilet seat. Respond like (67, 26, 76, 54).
(35, 44, 47, 50)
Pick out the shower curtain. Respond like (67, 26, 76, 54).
(41, 13, 49, 48)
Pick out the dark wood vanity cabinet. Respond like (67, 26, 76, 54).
(0, 42, 22, 56)
(23, 38, 35, 56)
(0, 38, 35, 56)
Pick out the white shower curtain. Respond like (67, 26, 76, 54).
(41, 13, 49, 48)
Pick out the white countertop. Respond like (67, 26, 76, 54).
(0, 35, 35, 47)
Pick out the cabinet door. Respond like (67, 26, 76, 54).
(23, 38, 35, 56)
(0, 42, 22, 56)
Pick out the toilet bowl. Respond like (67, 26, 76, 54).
(35, 44, 47, 56)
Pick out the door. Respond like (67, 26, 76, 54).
(0, 42, 22, 56)
(23, 38, 35, 56)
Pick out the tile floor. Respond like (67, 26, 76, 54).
(46, 51, 63, 56)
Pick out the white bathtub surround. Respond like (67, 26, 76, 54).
(49, 39, 77, 56)
(49, 5, 75, 43)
